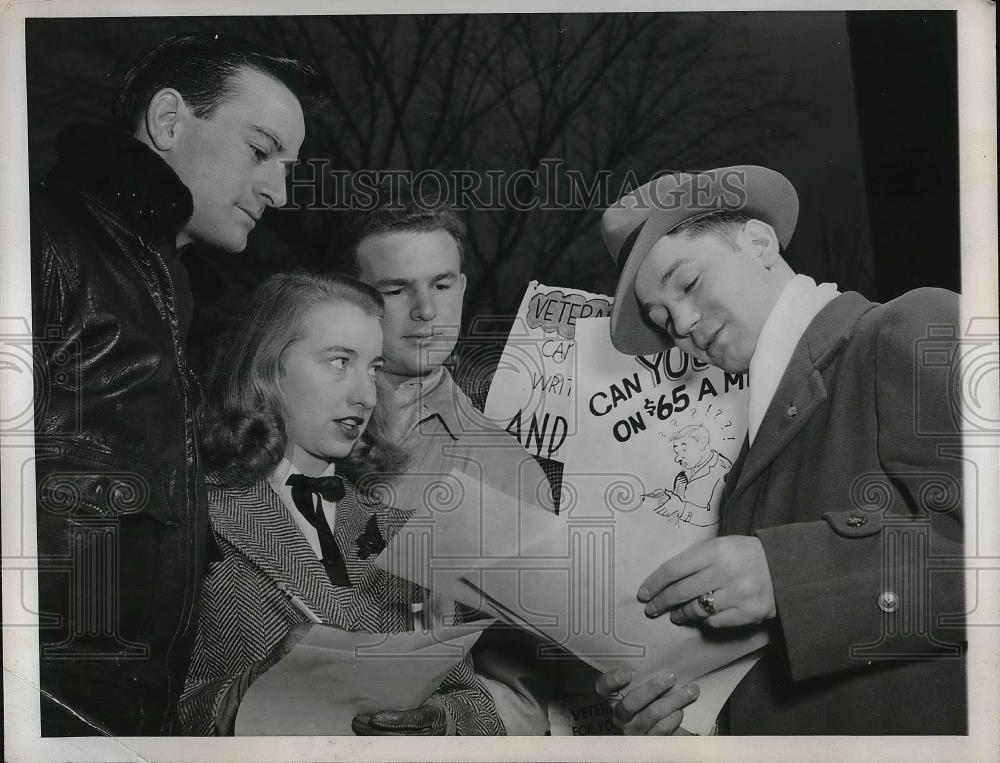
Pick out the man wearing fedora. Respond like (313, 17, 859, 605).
(593, 166, 966, 734)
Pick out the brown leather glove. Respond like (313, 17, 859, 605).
(351, 694, 454, 735)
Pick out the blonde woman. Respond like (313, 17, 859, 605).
(179, 272, 502, 735)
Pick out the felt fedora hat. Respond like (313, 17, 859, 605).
(602, 165, 799, 356)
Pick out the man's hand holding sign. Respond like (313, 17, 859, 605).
(589, 535, 775, 736)
(594, 668, 701, 735)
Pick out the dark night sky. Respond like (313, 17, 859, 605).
(24, 11, 960, 374)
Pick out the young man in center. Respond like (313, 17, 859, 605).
(335, 187, 559, 734)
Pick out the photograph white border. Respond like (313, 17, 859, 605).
(2, 1, 996, 760)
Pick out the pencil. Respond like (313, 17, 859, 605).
(277, 583, 322, 623)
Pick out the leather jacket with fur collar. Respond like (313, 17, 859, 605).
(31, 122, 208, 736)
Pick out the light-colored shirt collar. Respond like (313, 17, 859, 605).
(388, 366, 464, 442)
(747, 274, 840, 445)
(391, 365, 446, 406)
(266, 454, 338, 560)
(267, 454, 337, 487)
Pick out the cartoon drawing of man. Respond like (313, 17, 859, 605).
(642, 424, 731, 525)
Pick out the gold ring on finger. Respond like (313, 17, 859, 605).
(697, 591, 717, 616)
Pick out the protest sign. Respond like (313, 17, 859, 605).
(484, 281, 612, 464)
(490, 316, 764, 666)
(471, 316, 766, 732)
(376, 312, 766, 733)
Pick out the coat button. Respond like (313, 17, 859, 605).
(786, 405, 798, 417)
(846, 514, 867, 527)
(878, 591, 899, 613)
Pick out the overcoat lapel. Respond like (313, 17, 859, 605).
(727, 292, 876, 504)
(332, 486, 414, 630)
(209, 478, 415, 631)
(209, 480, 352, 627)
(723, 436, 750, 503)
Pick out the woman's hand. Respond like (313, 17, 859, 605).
(352, 694, 451, 735)
(594, 668, 700, 735)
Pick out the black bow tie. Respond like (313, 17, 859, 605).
(286, 474, 345, 503)
(285, 473, 350, 587)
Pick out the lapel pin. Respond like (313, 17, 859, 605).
(355, 514, 386, 559)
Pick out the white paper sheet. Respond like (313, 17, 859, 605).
(235, 620, 492, 735)
(375, 460, 767, 725)
(372, 466, 553, 590)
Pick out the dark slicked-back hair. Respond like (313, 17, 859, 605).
(114, 34, 326, 133)
(334, 182, 467, 276)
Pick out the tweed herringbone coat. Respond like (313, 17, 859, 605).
(178, 475, 504, 735)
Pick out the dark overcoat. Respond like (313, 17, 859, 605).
(721, 288, 966, 734)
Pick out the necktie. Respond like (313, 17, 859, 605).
(285, 474, 351, 587)
(673, 470, 689, 498)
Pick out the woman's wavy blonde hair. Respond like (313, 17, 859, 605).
(199, 271, 408, 487)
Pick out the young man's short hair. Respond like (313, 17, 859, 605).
(335, 183, 467, 276)
(114, 33, 326, 133)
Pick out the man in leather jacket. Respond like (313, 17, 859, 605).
(30, 34, 320, 736)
